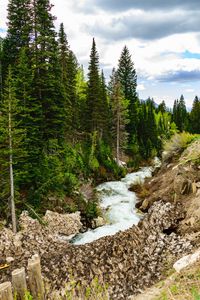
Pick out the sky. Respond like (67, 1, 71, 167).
(1, 1, 200, 108)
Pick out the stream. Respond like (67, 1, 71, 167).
(72, 158, 161, 245)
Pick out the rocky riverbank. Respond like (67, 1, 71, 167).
(0, 201, 193, 299)
(1, 140, 200, 299)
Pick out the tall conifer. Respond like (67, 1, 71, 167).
(86, 38, 102, 135)
(190, 96, 200, 133)
(3, 0, 31, 75)
(117, 46, 138, 142)
(31, 0, 65, 144)
(0, 67, 26, 232)
(109, 69, 129, 163)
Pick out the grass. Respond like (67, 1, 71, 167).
(155, 261, 200, 300)
(179, 135, 200, 166)
(162, 132, 197, 163)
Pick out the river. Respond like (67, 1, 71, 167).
(72, 158, 160, 245)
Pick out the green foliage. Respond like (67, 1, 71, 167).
(14, 291, 33, 300)
(173, 95, 188, 132)
(190, 96, 200, 134)
(0, 66, 27, 221)
(3, 0, 199, 225)
(64, 276, 110, 300)
(163, 132, 196, 162)
(85, 200, 99, 220)
(109, 69, 129, 162)
(117, 45, 138, 143)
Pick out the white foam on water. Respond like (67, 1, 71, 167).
(73, 162, 158, 245)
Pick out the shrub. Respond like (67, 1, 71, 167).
(162, 132, 196, 162)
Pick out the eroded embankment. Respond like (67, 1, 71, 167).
(0, 201, 193, 299)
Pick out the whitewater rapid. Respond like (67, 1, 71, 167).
(73, 159, 160, 245)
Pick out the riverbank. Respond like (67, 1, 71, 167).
(1, 140, 200, 299)
(72, 164, 154, 245)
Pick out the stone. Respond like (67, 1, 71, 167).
(196, 182, 200, 188)
(174, 175, 192, 195)
(173, 248, 200, 272)
(192, 182, 197, 194)
(92, 216, 106, 228)
(0, 201, 193, 300)
(43, 210, 82, 236)
(6, 257, 14, 263)
(140, 199, 150, 211)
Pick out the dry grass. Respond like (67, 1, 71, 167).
(180, 139, 200, 166)
(162, 132, 196, 163)
(50, 277, 110, 300)
(155, 261, 200, 300)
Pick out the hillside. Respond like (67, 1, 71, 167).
(130, 136, 200, 299)
(0, 135, 200, 299)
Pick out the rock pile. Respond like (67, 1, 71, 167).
(43, 210, 82, 236)
(0, 201, 193, 299)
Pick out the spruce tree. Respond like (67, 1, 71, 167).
(31, 0, 65, 144)
(75, 66, 88, 132)
(58, 23, 80, 135)
(109, 69, 129, 164)
(15, 47, 42, 186)
(157, 100, 167, 114)
(0, 67, 26, 232)
(66, 50, 79, 132)
(58, 23, 70, 82)
(2, 0, 31, 75)
(100, 70, 111, 143)
(0, 38, 3, 102)
(173, 95, 187, 132)
(190, 96, 200, 133)
(86, 38, 103, 135)
(117, 46, 138, 142)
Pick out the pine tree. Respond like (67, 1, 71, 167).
(173, 95, 187, 132)
(66, 50, 79, 132)
(0, 67, 26, 232)
(117, 46, 138, 141)
(157, 100, 167, 114)
(15, 47, 42, 186)
(58, 23, 70, 82)
(58, 23, 80, 135)
(0, 38, 3, 102)
(109, 69, 129, 164)
(190, 96, 200, 133)
(75, 66, 88, 133)
(2, 0, 31, 76)
(100, 70, 111, 143)
(86, 38, 103, 135)
(31, 0, 65, 144)
(179, 94, 188, 131)
(137, 99, 159, 159)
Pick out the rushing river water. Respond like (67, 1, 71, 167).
(73, 159, 160, 245)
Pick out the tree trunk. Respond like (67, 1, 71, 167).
(116, 112, 120, 165)
(8, 87, 17, 234)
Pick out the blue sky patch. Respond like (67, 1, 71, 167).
(0, 28, 6, 33)
(182, 50, 200, 59)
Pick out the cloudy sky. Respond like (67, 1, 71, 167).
(1, 0, 200, 107)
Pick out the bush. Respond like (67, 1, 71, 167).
(162, 132, 196, 162)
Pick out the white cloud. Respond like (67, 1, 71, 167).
(185, 88, 195, 93)
(137, 84, 146, 91)
(1, 0, 200, 107)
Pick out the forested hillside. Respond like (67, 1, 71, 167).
(0, 0, 200, 229)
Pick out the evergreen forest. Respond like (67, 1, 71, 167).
(0, 0, 200, 228)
